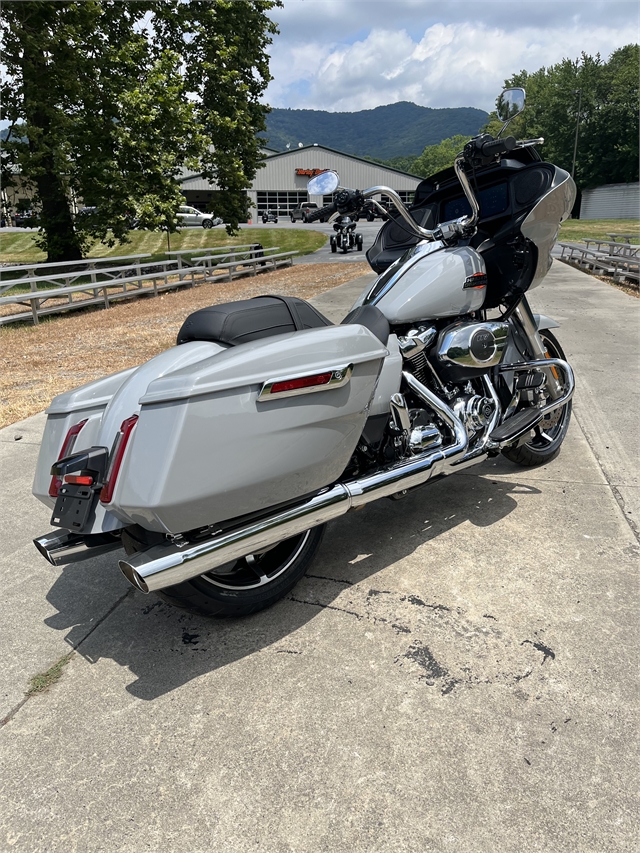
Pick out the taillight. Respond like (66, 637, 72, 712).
(270, 372, 333, 394)
(49, 420, 88, 497)
(100, 415, 139, 504)
(64, 475, 94, 486)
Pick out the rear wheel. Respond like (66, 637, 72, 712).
(501, 330, 572, 467)
(124, 525, 325, 618)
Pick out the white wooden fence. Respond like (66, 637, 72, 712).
(0, 245, 298, 326)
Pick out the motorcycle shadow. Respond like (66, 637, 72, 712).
(43, 468, 540, 701)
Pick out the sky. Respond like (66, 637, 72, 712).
(264, 0, 639, 113)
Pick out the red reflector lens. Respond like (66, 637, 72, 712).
(49, 419, 88, 497)
(100, 414, 139, 504)
(270, 372, 333, 394)
(64, 475, 94, 486)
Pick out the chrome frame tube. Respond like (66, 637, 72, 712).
(498, 357, 574, 418)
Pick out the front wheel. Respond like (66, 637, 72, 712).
(501, 330, 572, 467)
(202, 219, 213, 229)
(130, 526, 326, 618)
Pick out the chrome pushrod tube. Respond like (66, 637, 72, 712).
(33, 530, 123, 567)
(119, 376, 469, 594)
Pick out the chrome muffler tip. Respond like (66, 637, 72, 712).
(118, 559, 150, 593)
(33, 530, 124, 566)
(33, 533, 60, 565)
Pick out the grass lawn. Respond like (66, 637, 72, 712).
(0, 226, 326, 268)
(0, 261, 370, 428)
(558, 218, 639, 243)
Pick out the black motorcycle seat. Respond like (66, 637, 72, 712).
(176, 295, 333, 347)
(341, 304, 390, 345)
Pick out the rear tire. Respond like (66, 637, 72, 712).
(501, 330, 572, 467)
(125, 525, 326, 618)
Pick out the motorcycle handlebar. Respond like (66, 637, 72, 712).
(307, 203, 336, 222)
(480, 135, 517, 157)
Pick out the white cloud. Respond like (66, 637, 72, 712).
(265, 1, 638, 111)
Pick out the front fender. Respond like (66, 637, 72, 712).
(534, 313, 560, 331)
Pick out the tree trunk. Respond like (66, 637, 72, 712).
(18, 6, 83, 262)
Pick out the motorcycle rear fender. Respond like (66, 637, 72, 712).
(107, 325, 388, 534)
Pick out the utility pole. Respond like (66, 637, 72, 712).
(571, 89, 582, 180)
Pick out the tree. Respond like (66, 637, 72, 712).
(0, 1, 280, 260)
(483, 45, 639, 191)
(411, 135, 472, 178)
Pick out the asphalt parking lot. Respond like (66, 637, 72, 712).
(0, 260, 638, 852)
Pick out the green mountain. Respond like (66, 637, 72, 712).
(261, 102, 488, 161)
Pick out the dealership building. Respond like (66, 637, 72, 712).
(180, 144, 423, 219)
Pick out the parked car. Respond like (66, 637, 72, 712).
(261, 209, 278, 224)
(290, 202, 324, 223)
(14, 210, 39, 227)
(177, 205, 223, 229)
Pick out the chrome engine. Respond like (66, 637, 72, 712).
(437, 320, 509, 369)
(453, 391, 497, 437)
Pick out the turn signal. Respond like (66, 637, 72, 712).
(100, 415, 139, 504)
(49, 420, 88, 497)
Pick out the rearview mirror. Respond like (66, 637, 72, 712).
(496, 88, 526, 123)
(308, 170, 340, 195)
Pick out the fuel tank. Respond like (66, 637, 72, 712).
(357, 242, 487, 324)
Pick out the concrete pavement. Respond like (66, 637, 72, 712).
(0, 261, 637, 852)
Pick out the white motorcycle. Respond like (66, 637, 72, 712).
(33, 89, 576, 618)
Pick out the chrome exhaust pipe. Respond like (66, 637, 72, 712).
(33, 530, 123, 566)
(119, 375, 468, 594)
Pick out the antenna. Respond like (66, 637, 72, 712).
(286, 143, 290, 149)
(298, 142, 303, 148)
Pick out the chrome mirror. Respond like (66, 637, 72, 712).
(496, 88, 526, 136)
(308, 170, 339, 195)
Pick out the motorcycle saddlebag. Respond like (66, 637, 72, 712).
(110, 324, 389, 534)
